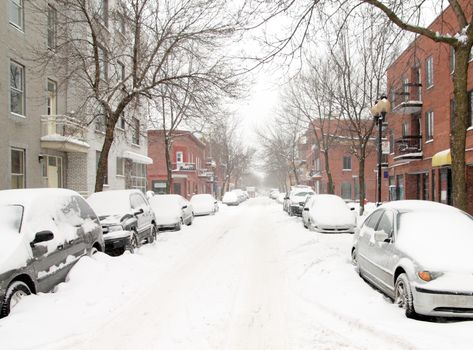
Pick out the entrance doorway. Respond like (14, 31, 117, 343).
(43, 155, 63, 188)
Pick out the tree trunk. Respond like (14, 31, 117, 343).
(323, 149, 334, 194)
(451, 47, 469, 212)
(358, 157, 366, 216)
(94, 117, 115, 192)
(164, 134, 173, 194)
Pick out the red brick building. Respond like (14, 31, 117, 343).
(385, 1, 473, 213)
(147, 130, 216, 198)
(303, 120, 387, 203)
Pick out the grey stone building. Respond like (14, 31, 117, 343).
(1, 0, 151, 196)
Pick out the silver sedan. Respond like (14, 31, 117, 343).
(352, 200, 473, 318)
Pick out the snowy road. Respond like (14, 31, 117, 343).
(1, 198, 473, 349)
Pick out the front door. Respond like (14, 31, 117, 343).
(46, 156, 63, 188)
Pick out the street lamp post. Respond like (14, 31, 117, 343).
(371, 95, 391, 207)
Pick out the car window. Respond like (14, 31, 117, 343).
(364, 210, 383, 229)
(58, 196, 84, 227)
(376, 211, 394, 236)
(130, 194, 146, 209)
(75, 196, 99, 222)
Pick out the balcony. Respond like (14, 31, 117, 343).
(173, 162, 196, 171)
(205, 159, 217, 168)
(40, 115, 89, 153)
(309, 169, 322, 179)
(392, 83, 422, 114)
(393, 135, 423, 160)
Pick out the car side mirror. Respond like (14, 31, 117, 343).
(303, 207, 309, 211)
(284, 197, 289, 200)
(350, 207, 355, 211)
(133, 208, 144, 216)
(374, 230, 390, 242)
(182, 205, 188, 209)
(30, 230, 54, 247)
(214, 201, 217, 204)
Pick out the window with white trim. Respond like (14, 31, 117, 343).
(425, 111, 434, 141)
(47, 5, 57, 49)
(98, 45, 108, 81)
(11, 148, 25, 189)
(131, 162, 146, 193)
(9, 0, 23, 30)
(176, 151, 183, 163)
(10, 61, 25, 116)
(425, 56, 433, 88)
(132, 117, 140, 145)
(341, 182, 352, 200)
(342, 155, 352, 170)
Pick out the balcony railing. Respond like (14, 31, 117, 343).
(392, 83, 422, 114)
(40, 115, 89, 153)
(393, 135, 423, 160)
(173, 162, 196, 171)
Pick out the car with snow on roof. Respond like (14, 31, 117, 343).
(0, 188, 104, 318)
(352, 200, 473, 319)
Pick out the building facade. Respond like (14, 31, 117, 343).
(147, 130, 216, 198)
(2, 0, 150, 196)
(385, 1, 473, 213)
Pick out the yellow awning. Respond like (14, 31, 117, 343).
(432, 149, 451, 167)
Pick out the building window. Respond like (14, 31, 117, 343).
(176, 151, 183, 163)
(422, 172, 429, 200)
(132, 118, 140, 145)
(95, 107, 106, 133)
(47, 5, 57, 49)
(119, 116, 126, 130)
(342, 155, 352, 170)
(341, 182, 352, 200)
(425, 56, 433, 88)
(10, 61, 25, 116)
(389, 132, 394, 153)
(118, 61, 125, 81)
(98, 0, 109, 27)
(116, 157, 124, 176)
(96, 151, 108, 185)
(450, 47, 455, 73)
(11, 148, 25, 189)
(431, 169, 436, 202)
(131, 162, 146, 193)
(425, 111, 434, 141)
(47, 79, 57, 115)
(9, 0, 23, 30)
(401, 122, 408, 137)
(402, 76, 409, 102)
(97, 45, 108, 81)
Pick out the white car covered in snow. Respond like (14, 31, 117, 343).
(149, 194, 194, 231)
(190, 194, 219, 216)
(352, 200, 473, 319)
(0, 189, 104, 318)
(302, 194, 356, 233)
(222, 191, 240, 206)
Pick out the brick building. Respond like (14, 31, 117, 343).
(147, 130, 216, 198)
(303, 120, 388, 203)
(385, 2, 473, 213)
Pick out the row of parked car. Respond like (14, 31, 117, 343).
(222, 189, 250, 206)
(270, 186, 473, 320)
(0, 188, 220, 318)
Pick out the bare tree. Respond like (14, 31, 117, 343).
(33, 0, 246, 192)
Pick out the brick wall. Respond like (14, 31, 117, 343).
(66, 153, 88, 195)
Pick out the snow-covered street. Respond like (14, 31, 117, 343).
(1, 197, 472, 350)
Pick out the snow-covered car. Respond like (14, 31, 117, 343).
(288, 189, 315, 216)
(269, 188, 279, 199)
(302, 194, 356, 232)
(149, 194, 194, 231)
(223, 191, 240, 206)
(352, 200, 473, 319)
(87, 190, 157, 255)
(231, 189, 247, 203)
(0, 188, 104, 318)
(190, 194, 218, 216)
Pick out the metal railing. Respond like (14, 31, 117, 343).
(41, 115, 86, 140)
(394, 135, 422, 157)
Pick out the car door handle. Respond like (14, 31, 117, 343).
(57, 244, 64, 250)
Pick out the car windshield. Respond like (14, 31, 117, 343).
(295, 192, 313, 197)
(87, 192, 131, 217)
(0, 205, 23, 233)
(191, 195, 212, 203)
(150, 196, 181, 209)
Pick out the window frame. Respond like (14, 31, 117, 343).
(425, 111, 434, 141)
(131, 117, 140, 145)
(342, 155, 352, 171)
(116, 157, 124, 176)
(341, 182, 352, 200)
(47, 5, 57, 50)
(425, 56, 434, 89)
(97, 44, 108, 81)
(9, 0, 24, 31)
(11, 147, 25, 189)
(176, 151, 184, 163)
(10, 60, 25, 117)
(47, 79, 57, 115)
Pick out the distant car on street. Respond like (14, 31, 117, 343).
(288, 188, 315, 216)
(223, 191, 240, 206)
(302, 194, 356, 232)
(190, 194, 219, 216)
(352, 200, 473, 319)
(269, 189, 279, 199)
(149, 194, 194, 231)
(0, 188, 104, 318)
(87, 190, 157, 255)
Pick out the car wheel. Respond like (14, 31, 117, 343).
(394, 273, 416, 318)
(303, 219, 308, 229)
(128, 231, 139, 253)
(1, 281, 32, 317)
(175, 220, 182, 231)
(148, 224, 158, 243)
(88, 245, 99, 256)
(351, 248, 359, 268)
(187, 214, 194, 226)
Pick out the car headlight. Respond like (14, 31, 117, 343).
(107, 225, 124, 232)
(417, 271, 444, 282)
